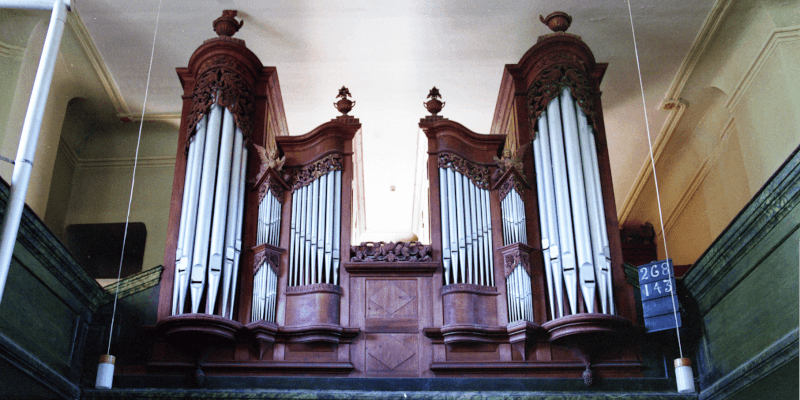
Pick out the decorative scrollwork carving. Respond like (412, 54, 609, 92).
(438, 153, 490, 189)
(291, 154, 343, 190)
(504, 250, 531, 278)
(498, 174, 527, 202)
(186, 56, 255, 146)
(350, 241, 433, 262)
(527, 53, 595, 135)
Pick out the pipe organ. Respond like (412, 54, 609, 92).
(152, 10, 641, 382)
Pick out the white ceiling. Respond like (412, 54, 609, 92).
(71, 0, 716, 234)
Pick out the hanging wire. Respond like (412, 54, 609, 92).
(107, 0, 163, 356)
(625, 0, 684, 359)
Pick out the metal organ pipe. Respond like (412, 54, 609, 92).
(332, 170, 342, 285)
(559, 88, 597, 313)
(545, 94, 579, 316)
(438, 164, 495, 287)
(173, 115, 207, 315)
(446, 168, 459, 285)
(189, 103, 223, 314)
(575, 102, 608, 314)
(324, 171, 335, 283)
(587, 122, 614, 315)
(206, 108, 237, 314)
(230, 148, 247, 318)
(288, 170, 342, 287)
(439, 168, 452, 285)
(533, 134, 556, 320)
(221, 128, 244, 318)
(533, 90, 616, 320)
(170, 100, 248, 318)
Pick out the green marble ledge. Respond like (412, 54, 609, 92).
(82, 388, 697, 399)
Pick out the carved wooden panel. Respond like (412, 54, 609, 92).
(365, 333, 418, 374)
(366, 279, 418, 319)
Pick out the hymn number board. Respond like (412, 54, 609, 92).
(638, 259, 682, 333)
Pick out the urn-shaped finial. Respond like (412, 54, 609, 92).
(539, 11, 572, 33)
(213, 10, 244, 37)
(334, 86, 355, 115)
(424, 87, 445, 115)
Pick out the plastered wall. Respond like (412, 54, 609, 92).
(621, 1, 800, 265)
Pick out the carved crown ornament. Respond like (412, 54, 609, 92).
(438, 153, 491, 190)
(527, 54, 597, 136)
(350, 241, 433, 263)
(291, 154, 344, 191)
(185, 55, 256, 146)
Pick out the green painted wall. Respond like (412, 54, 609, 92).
(684, 146, 800, 400)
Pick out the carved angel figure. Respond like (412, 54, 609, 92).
(492, 142, 530, 181)
(254, 143, 285, 172)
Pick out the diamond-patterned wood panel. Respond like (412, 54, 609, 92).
(366, 279, 417, 318)
(366, 333, 418, 373)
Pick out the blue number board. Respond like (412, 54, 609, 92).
(637, 259, 682, 333)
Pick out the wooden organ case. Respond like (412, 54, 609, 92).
(152, 11, 642, 382)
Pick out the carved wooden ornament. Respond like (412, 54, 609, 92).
(438, 153, 491, 189)
(504, 250, 531, 278)
(350, 241, 433, 262)
(186, 56, 255, 145)
(253, 250, 280, 275)
(291, 154, 344, 190)
(527, 53, 596, 135)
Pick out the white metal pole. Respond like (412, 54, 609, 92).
(0, 0, 68, 306)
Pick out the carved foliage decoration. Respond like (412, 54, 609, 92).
(258, 174, 286, 203)
(291, 154, 343, 190)
(499, 174, 527, 202)
(350, 242, 433, 263)
(254, 249, 280, 275)
(186, 56, 255, 144)
(438, 153, 490, 189)
(504, 250, 531, 278)
(527, 53, 596, 134)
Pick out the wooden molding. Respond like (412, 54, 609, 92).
(102, 265, 163, 302)
(725, 25, 800, 111)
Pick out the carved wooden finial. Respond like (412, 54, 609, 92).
(213, 10, 244, 37)
(423, 87, 445, 115)
(539, 11, 572, 32)
(334, 86, 355, 115)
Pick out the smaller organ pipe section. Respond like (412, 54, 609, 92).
(533, 87, 614, 319)
(251, 261, 278, 323)
(506, 265, 534, 323)
(288, 167, 342, 286)
(501, 188, 527, 246)
(257, 191, 282, 247)
(500, 185, 534, 322)
(438, 155, 494, 286)
(172, 99, 247, 318)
